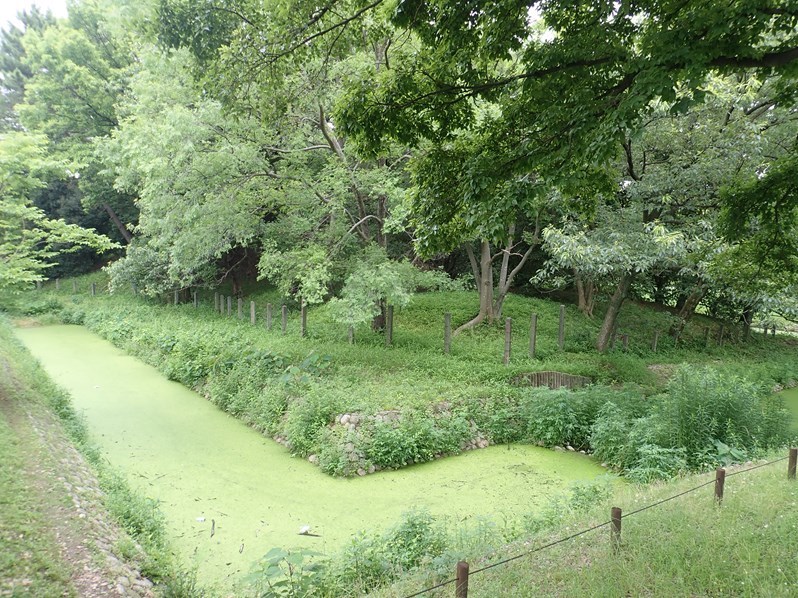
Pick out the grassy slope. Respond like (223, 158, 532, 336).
(23, 271, 798, 394)
(376, 455, 798, 597)
(0, 403, 73, 597)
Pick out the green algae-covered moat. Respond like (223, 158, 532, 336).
(15, 325, 605, 591)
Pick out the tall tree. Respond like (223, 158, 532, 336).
(0, 131, 116, 288)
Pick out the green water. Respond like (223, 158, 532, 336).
(780, 387, 798, 431)
(15, 325, 605, 590)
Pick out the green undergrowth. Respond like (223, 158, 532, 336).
(245, 477, 617, 597)
(373, 454, 798, 597)
(5, 272, 798, 479)
(0, 316, 204, 597)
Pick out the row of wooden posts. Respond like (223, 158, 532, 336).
(40, 280, 780, 358)
(447, 448, 798, 598)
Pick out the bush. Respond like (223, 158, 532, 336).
(366, 410, 470, 470)
(652, 366, 789, 468)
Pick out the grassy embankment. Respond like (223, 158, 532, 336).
(6, 271, 798, 480)
(0, 380, 71, 595)
(376, 455, 798, 597)
(0, 316, 203, 596)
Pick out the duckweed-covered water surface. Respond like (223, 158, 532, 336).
(15, 325, 605, 590)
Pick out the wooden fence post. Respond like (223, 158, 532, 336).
(91, 282, 96, 296)
(385, 305, 394, 346)
(455, 561, 469, 598)
(281, 305, 287, 334)
(789, 448, 797, 480)
(529, 313, 538, 360)
(250, 301, 256, 325)
(704, 326, 711, 346)
(772, 325, 777, 337)
(611, 507, 622, 553)
(444, 312, 452, 354)
(72, 280, 77, 293)
(266, 303, 272, 330)
(214, 292, 219, 311)
(227, 296, 232, 316)
(193, 291, 198, 308)
(717, 324, 725, 347)
(237, 298, 243, 319)
(503, 317, 512, 365)
(55, 278, 60, 290)
(558, 304, 565, 350)
(220, 296, 225, 315)
(715, 468, 726, 504)
(652, 331, 659, 352)
(622, 334, 629, 351)
(300, 301, 307, 337)
(174, 290, 179, 305)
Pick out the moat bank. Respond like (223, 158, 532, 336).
(15, 324, 605, 591)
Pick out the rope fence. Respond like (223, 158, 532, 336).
(404, 449, 797, 598)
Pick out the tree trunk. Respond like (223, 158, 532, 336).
(741, 305, 754, 339)
(575, 270, 596, 318)
(102, 202, 132, 243)
(371, 299, 387, 332)
(455, 240, 494, 335)
(493, 223, 537, 321)
(596, 272, 634, 352)
(668, 285, 705, 337)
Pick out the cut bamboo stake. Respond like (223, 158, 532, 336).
(444, 312, 452, 355)
(503, 317, 512, 365)
(385, 305, 394, 346)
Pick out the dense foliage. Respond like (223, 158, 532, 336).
(1, 0, 796, 343)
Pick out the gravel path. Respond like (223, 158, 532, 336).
(1, 385, 156, 597)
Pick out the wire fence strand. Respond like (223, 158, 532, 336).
(403, 454, 790, 598)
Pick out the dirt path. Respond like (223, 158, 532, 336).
(0, 361, 155, 597)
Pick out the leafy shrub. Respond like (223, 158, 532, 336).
(248, 547, 326, 597)
(366, 410, 470, 470)
(626, 445, 688, 483)
(283, 389, 346, 457)
(327, 510, 446, 593)
(651, 366, 789, 468)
